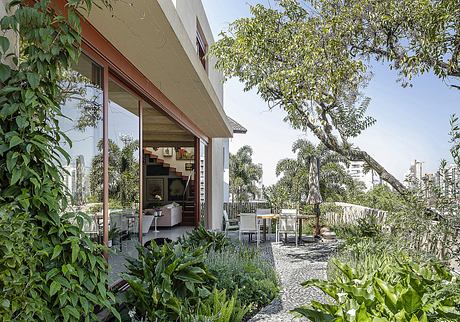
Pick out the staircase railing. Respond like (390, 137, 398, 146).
(183, 169, 195, 202)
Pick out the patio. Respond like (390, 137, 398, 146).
(250, 241, 338, 322)
(109, 225, 194, 282)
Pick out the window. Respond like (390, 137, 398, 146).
(196, 19, 207, 71)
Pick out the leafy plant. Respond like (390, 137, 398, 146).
(294, 258, 460, 322)
(123, 241, 217, 321)
(183, 288, 251, 322)
(0, 0, 118, 321)
(179, 225, 230, 252)
(204, 246, 279, 309)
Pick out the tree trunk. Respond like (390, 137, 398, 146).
(303, 116, 407, 195)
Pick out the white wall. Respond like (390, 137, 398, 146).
(207, 138, 225, 230)
(170, 0, 224, 105)
(1, 0, 19, 68)
(223, 138, 230, 202)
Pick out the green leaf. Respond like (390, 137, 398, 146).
(26, 72, 40, 89)
(52, 245, 63, 260)
(9, 136, 22, 148)
(0, 63, 11, 82)
(50, 280, 61, 297)
(71, 241, 79, 263)
(291, 307, 335, 322)
(0, 36, 9, 52)
(401, 287, 421, 315)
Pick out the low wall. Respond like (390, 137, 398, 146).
(323, 202, 387, 226)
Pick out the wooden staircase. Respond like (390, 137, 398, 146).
(143, 148, 196, 226)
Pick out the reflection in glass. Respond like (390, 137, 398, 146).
(107, 79, 140, 280)
(59, 54, 103, 242)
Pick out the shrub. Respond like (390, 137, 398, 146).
(123, 241, 250, 321)
(179, 225, 230, 251)
(294, 258, 460, 322)
(183, 288, 251, 322)
(204, 246, 279, 309)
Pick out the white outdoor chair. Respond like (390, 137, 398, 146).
(223, 210, 239, 235)
(276, 209, 298, 246)
(239, 213, 260, 247)
(256, 208, 273, 234)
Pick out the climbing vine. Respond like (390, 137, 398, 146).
(0, 0, 119, 320)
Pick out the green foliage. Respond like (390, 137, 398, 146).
(294, 258, 460, 322)
(123, 241, 250, 321)
(89, 137, 139, 206)
(179, 225, 231, 252)
(0, 0, 118, 320)
(230, 145, 263, 203)
(263, 183, 291, 212)
(273, 139, 355, 205)
(210, 0, 417, 194)
(204, 246, 279, 310)
(183, 288, 251, 322)
(346, 185, 403, 213)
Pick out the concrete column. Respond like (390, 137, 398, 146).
(207, 138, 225, 231)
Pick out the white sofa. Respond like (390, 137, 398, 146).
(157, 204, 182, 227)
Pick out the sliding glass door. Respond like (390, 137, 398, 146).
(107, 78, 141, 276)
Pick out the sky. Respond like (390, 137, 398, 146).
(202, 0, 460, 186)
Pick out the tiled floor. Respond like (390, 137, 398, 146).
(108, 225, 194, 283)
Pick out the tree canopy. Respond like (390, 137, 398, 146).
(230, 145, 263, 203)
(275, 139, 356, 203)
(210, 0, 460, 195)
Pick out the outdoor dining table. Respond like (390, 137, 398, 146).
(257, 213, 278, 242)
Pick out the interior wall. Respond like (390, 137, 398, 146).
(151, 147, 194, 177)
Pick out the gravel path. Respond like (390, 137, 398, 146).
(250, 241, 338, 322)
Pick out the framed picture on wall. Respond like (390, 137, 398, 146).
(145, 178, 164, 201)
(168, 178, 186, 201)
(175, 147, 194, 160)
(163, 147, 173, 157)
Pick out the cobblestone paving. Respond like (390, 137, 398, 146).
(250, 241, 338, 322)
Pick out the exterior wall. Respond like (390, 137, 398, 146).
(1, 0, 19, 68)
(207, 138, 225, 231)
(223, 138, 230, 202)
(171, 0, 224, 105)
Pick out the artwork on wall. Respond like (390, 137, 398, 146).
(185, 163, 194, 171)
(168, 178, 185, 201)
(163, 147, 173, 157)
(145, 178, 164, 201)
(175, 147, 194, 160)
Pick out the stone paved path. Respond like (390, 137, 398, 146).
(250, 241, 338, 322)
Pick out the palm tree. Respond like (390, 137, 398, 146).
(229, 146, 263, 205)
(275, 139, 354, 205)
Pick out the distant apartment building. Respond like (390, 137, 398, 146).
(406, 160, 425, 188)
(347, 161, 382, 190)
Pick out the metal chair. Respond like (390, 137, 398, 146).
(239, 213, 260, 247)
(276, 209, 298, 246)
(223, 210, 239, 235)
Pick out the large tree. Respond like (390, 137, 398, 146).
(275, 139, 356, 203)
(210, 0, 459, 195)
(230, 145, 263, 203)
